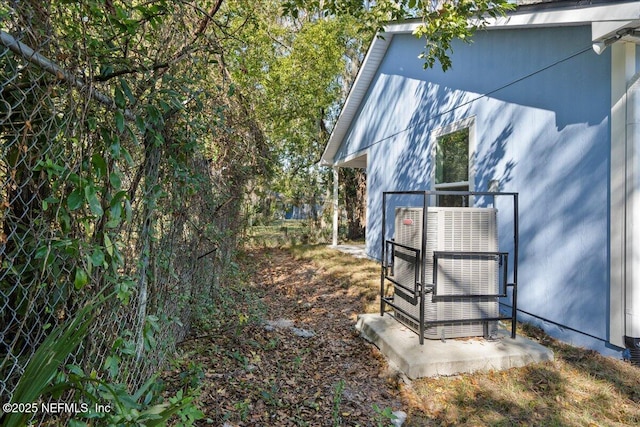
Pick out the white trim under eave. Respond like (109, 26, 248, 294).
(334, 150, 367, 169)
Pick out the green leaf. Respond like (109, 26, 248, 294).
(87, 116, 98, 131)
(104, 234, 114, 257)
(153, 132, 164, 146)
(115, 110, 125, 133)
(104, 355, 119, 379)
(159, 99, 172, 113)
(146, 104, 163, 126)
(66, 364, 85, 377)
(100, 64, 114, 78)
(100, 127, 113, 145)
(3, 302, 97, 427)
(90, 248, 105, 267)
(120, 78, 136, 103)
(85, 186, 104, 216)
(115, 280, 133, 304)
(110, 141, 121, 157)
(67, 189, 84, 210)
(68, 173, 82, 185)
(109, 171, 122, 189)
(111, 190, 127, 206)
(74, 268, 89, 289)
(91, 153, 108, 178)
(115, 86, 126, 109)
(110, 200, 122, 219)
(107, 202, 122, 228)
(34, 245, 49, 260)
(121, 147, 134, 166)
(105, 217, 120, 229)
(136, 114, 146, 133)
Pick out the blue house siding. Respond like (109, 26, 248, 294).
(336, 25, 617, 355)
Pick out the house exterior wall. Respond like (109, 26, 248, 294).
(335, 25, 619, 354)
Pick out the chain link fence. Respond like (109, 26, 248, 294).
(1, 2, 266, 421)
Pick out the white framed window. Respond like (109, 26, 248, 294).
(431, 117, 475, 207)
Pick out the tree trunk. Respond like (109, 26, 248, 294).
(340, 168, 366, 240)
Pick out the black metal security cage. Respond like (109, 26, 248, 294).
(380, 190, 519, 345)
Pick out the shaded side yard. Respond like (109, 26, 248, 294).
(164, 247, 404, 426)
(165, 244, 640, 426)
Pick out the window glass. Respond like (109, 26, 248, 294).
(435, 127, 470, 207)
(436, 127, 469, 185)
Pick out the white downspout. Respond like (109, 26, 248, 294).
(610, 42, 636, 349)
(625, 71, 640, 359)
(332, 167, 339, 246)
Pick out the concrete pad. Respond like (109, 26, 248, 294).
(356, 313, 554, 379)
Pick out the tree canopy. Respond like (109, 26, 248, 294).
(231, 0, 515, 225)
(283, 0, 515, 70)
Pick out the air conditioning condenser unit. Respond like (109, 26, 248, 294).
(392, 207, 499, 339)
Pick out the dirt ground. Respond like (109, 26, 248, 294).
(168, 248, 405, 426)
(164, 245, 640, 426)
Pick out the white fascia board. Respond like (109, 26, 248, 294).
(320, 34, 392, 166)
(489, 2, 640, 30)
(321, 1, 640, 167)
(387, 3, 640, 34)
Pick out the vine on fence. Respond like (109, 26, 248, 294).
(1, 1, 268, 423)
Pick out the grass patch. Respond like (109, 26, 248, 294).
(245, 220, 313, 248)
(288, 243, 640, 427)
(289, 244, 381, 313)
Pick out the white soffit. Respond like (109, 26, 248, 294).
(335, 151, 367, 168)
(593, 20, 640, 44)
(321, 1, 640, 167)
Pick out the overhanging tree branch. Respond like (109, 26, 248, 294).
(93, 62, 169, 82)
